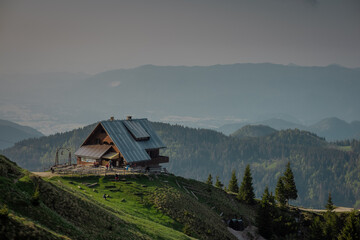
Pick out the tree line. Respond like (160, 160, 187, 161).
(206, 163, 360, 239)
(2, 121, 360, 208)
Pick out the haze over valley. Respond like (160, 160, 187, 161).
(1, 1, 360, 239)
(1, 63, 360, 140)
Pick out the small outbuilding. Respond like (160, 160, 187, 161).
(74, 116, 169, 168)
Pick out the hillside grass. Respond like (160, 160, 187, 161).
(46, 173, 253, 239)
(0, 155, 194, 240)
(1, 154, 258, 239)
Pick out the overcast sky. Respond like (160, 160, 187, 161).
(0, 0, 359, 74)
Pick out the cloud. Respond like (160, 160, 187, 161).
(161, 115, 215, 123)
(109, 81, 121, 87)
(223, 117, 249, 123)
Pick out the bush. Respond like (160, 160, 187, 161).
(0, 204, 9, 219)
(31, 185, 40, 206)
(182, 223, 192, 235)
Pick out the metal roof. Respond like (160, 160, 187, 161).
(134, 119, 166, 150)
(74, 145, 112, 159)
(102, 152, 119, 160)
(100, 118, 166, 163)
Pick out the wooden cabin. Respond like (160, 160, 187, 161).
(74, 116, 169, 168)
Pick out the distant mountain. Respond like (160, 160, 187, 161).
(82, 63, 360, 124)
(219, 117, 360, 141)
(230, 124, 277, 139)
(0, 119, 43, 149)
(308, 117, 360, 141)
(217, 118, 305, 135)
(216, 122, 249, 135)
(2, 63, 360, 133)
(258, 118, 306, 131)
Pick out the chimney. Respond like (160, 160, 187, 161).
(126, 115, 132, 121)
(110, 116, 114, 121)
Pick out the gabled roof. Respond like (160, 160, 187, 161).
(77, 118, 166, 163)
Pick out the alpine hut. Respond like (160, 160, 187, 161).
(74, 116, 169, 168)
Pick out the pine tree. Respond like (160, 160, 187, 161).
(238, 164, 255, 204)
(262, 186, 271, 203)
(338, 211, 360, 240)
(309, 216, 324, 240)
(206, 174, 213, 185)
(215, 176, 223, 189)
(268, 191, 276, 207)
(228, 170, 239, 193)
(325, 192, 335, 211)
(256, 187, 273, 238)
(275, 177, 286, 207)
(323, 211, 340, 240)
(282, 162, 298, 204)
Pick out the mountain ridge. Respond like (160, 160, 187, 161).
(2, 62, 360, 133)
(230, 125, 277, 139)
(0, 119, 44, 150)
(2, 121, 360, 209)
(218, 117, 360, 141)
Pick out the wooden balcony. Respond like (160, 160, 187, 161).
(150, 156, 169, 164)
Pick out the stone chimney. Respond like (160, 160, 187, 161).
(110, 116, 114, 121)
(126, 116, 132, 120)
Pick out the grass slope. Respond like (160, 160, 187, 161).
(0, 155, 192, 239)
(0, 155, 253, 239)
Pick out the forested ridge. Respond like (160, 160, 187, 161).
(230, 124, 277, 139)
(2, 121, 360, 208)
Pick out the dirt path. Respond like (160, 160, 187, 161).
(227, 227, 245, 240)
(32, 172, 59, 177)
(298, 206, 358, 213)
(228, 226, 265, 240)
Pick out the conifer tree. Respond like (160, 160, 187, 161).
(262, 186, 271, 203)
(206, 174, 213, 185)
(261, 186, 275, 207)
(215, 176, 223, 189)
(338, 211, 360, 240)
(269, 191, 276, 207)
(323, 211, 340, 240)
(282, 162, 298, 203)
(309, 216, 324, 240)
(275, 177, 286, 207)
(256, 186, 273, 239)
(228, 170, 239, 193)
(238, 164, 255, 204)
(325, 192, 335, 211)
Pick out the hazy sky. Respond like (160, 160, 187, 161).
(0, 0, 359, 74)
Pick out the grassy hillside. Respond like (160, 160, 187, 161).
(2, 155, 359, 239)
(1, 154, 254, 239)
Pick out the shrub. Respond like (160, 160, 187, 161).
(0, 204, 9, 219)
(31, 185, 40, 206)
(182, 223, 192, 235)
